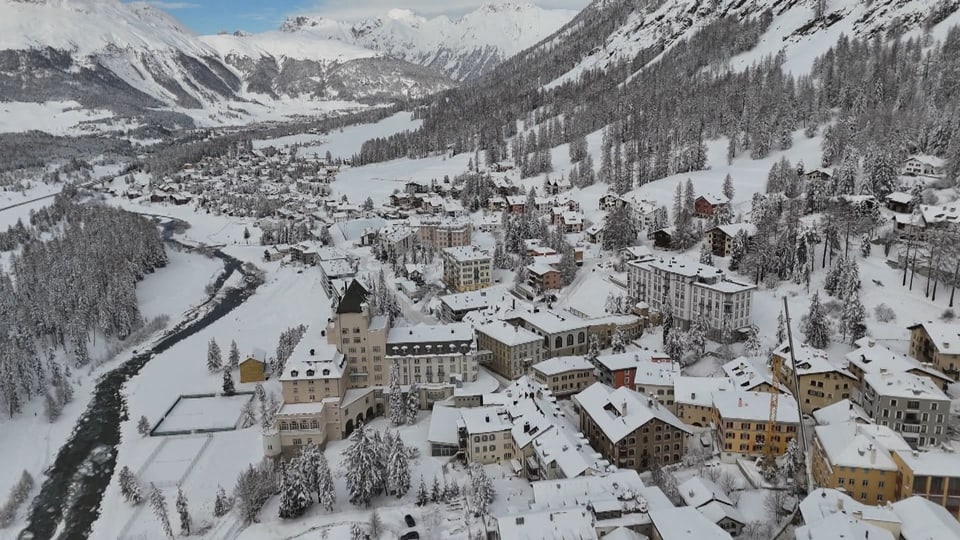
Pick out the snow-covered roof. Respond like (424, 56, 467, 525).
(813, 421, 910, 471)
(476, 320, 542, 346)
(892, 449, 960, 477)
(812, 400, 871, 426)
(640, 256, 727, 279)
(496, 508, 598, 540)
(673, 376, 732, 408)
(601, 527, 648, 540)
(427, 404, 461, 446)
(919, 204, 960, 226)
(442, 245, 490, 262)
(863, 370, 948, 401)
(276, 401, 329, 416)
(386, 322, 474, 346)
(530, 469, 645, 510)
(906, 154, 945, 167)
(844, 338, 924, 375)
(696, 193, 729, 206)
(697, 500, 747, 527)
(795, 512, 895, 540)
(712, 390, 800, 424)
(593, 350, 671, 372)
(909, 321, 960, 354)
(280, 344, 344, 381)
(458, 406, 511, 434)
(774, 342, 855, 379)
(677, 476, 733, 509)
(648, 507, 732, 540)
(509, 307, 591, 334)
(531, 426, 609, 479)
(439, 287, 502, 312)
(318, 258, 355, 277)
(799, 488, 901, 526)
(527, 261, 559, 276)
(722, 357, 787, 392)
(532, 356, 594, 376)
(574, 383, 691, 444)
(892, 496, 960, 540)
(885, 191, 913, 204)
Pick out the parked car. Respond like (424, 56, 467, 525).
(404, 515, 416, 528)
(400, 532, 419, 540)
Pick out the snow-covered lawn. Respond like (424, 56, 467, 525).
(153, 394, 253, 434)
(296, 111, 422, 161)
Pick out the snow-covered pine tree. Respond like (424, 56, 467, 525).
(699, 243, 713, 266)
(317, 452, 335, 511)
(343, 423, 383, 507)
(222, 368, 236, 396)
(602, 205, 638, 251)
(468, 463, 495, 516)
(371, 430, 387, 496)
(387, 433, 411, 498)
(388, 362, 405, 426)
(149, 484, 174, 539)
(664, 328, 686, 363)
(228, 340, 240, 371)
(729, 230, 746, 271)
(585, 335, 600, 366)
(404, 384, 419, 425)
(824, 256, 846, 296)
(744, 325, 762, 357)
(558, 244, 578, 286)
(138, 415, 151, 437)
(349, 523, 367, 540)
(278, 462, 310, 519)
(213, 485, 232, 517)
(842, 294, 867, 344)
(776, 311, 787, 344)
(688, 311, 709, 357)
(175, 485, 192, 535)
(207, 338, 222, 372)
(446, 480, 460, 499)
(296, 444, 320, 504)
(722, 173, 735, 201)
(431, 475, 442, 503)
(416, 476, 429, 506)
(119, 465, 143, 505)
(611, 329, 626, 353)
(369, 509, 383, 538)
(801, 292, 832, 349)
(860, 234, 871, 257)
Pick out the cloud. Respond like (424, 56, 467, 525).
(305, 0, 588, 21)
(143, 1, 199, 9)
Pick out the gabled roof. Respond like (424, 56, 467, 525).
(336, 279, 369, 314)
(574, 383, 691, 443)
(892, 496, 960, 540)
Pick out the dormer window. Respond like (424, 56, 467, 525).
(322, 369, 330, 376)
(306, 370, 315, 377)
(290, 370, 299, 377)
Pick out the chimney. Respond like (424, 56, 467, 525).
(622, 400, 628, 415)
(867, 339, 875, 348)
(310, 348, 315, 356)
(485, 416, 490, 423)
(738, 397, 744, 407)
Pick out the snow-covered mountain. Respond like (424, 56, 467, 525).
(0, 0, 456, 128)
(265, 1, 579, 81)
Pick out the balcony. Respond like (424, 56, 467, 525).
(901, 423, 923, 434)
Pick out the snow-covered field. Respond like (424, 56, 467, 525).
(154, 394, 253, 434)
(295, 111, 423, 161)
(0, 101, 133, 135)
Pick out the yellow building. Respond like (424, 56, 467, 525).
(531, 356, 595, 398)
(908, 322, 960, 380)
(712, 390, 800, 462)
(773, 342, 856, 414)
(475, 320, 543, 379)
(891, 449, 960, 519)
(239, 352, 266, 383)
(441, 245, 492, 292)
(673, 376, 732, 427)
(810, 421, 909, 506)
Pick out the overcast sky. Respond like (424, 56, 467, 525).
(139, 0, 590, 35)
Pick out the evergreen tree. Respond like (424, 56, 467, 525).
(119, 466, 143, 505)
(416, 476, 429, 506)
(207, 338, 222, 372)
(431, 475, 442, 503)
(602, 205, 638, 251)
(842, 294, 867, 344)
(776, 310, 787, 345)
(860, 234, 871, 257)
(222, 368, 236, 396)
(175, 485, 192, 535)
(558, 244, 578, 286)
(369, 509, 383, 538)
(213, 485, 232, 517)
(699, 243, 713, 266)
(278, 462, 310, 519)
(138, 415, 151, 437)
(689, 310, 709, 357)
(149, 484, 174, 539)
(611, 329, 626, 353)
(317, 452, 336, 511)
(722, 173, 735, 201)
(744, 325, 762, 356)
(387, 434, 411, 498)
(344, 423, 383, 507)
(468, 463, 495, 516)
(800, 292, 832, 349)
(664, 328, 686, 362)
(585, 334, 601, 366)
(404, 384, 419, 425)
(228, 340, 240, 371)
(388, 362, 405, 426)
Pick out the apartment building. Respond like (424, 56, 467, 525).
(592, 351, 679, 410)
(526, 262, 562, 292)
(811, 421, 911, 506)
(506, 308, 591, 358)
(673, 376, 733, 427)
(475, 320, 543, 379)
(318, 258, 356, 298)
(627, 256, 755, 342)
(908, 322, 960, 380)
(438, 288, 497, 322)
(860, 371, 949, 448)
(712, 390, 800, 462)
(458, 406, 515, 465)
(575, 382, 692, 471)
(722, 357, 787, 393)
(531, 356, 595, 397)
(844, 337, 953, 398)
(386, 322, 479, 407)
(704, 223, 757, 258)
(773, 342, 856, 414)
(442, 245, 492, 292)
(415, 216, 472, 248)
(891, 449, 960, 519)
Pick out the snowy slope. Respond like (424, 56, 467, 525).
(546, 0, 958, 88)
(273, 1, 578, 81)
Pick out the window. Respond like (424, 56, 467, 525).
(578, 332, 586, 344)
(566, 334, 574, 347)
(554, 336, 562, 349)
(293, 438, 302, 446)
